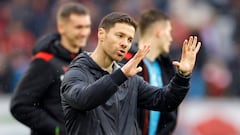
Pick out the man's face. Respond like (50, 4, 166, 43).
(61, 14, 91, 49)
(157, 21, 172, 54)
(101, 23, 135, 62)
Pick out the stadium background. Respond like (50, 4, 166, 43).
(0, 0, 240, 134)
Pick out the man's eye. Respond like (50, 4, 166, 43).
(117, 34, 123, 38)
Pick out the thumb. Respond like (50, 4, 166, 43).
(172, 61, 180, 68)
(136, 66, 143, 73)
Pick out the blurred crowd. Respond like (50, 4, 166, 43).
(0, 0, 240, 98)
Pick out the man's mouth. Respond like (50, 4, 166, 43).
(116, 50, 125, 57)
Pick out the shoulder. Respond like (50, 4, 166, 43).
(29, 52, 56, 73)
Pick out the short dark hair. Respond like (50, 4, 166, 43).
(98, 12, 137, 32)
(139, 9, 169, 36)
(57, 2, 89, 22)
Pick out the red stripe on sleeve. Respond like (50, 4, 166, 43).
(125, 52, 133, 60)
(32, 52, 54, 62)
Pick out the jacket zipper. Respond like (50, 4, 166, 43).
(115, 93, 119, 135)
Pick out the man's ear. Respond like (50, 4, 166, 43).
(156, 27, 162, 38)
(98, 28, 105, 40)
(57, 22, 65, 34)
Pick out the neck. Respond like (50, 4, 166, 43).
(61, 37, 80, 53)
(139, 37, 160, 62)
(91, 45, 114, 72)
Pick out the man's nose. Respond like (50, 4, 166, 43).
(79, 28, 90, 36)
(121, 39, 128, 49)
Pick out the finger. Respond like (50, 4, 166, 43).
(136, 66, 143, 73)
(187, 36, 193, 47)
(143, 44, 150, 54)
(138, 44, 150, 58)
(136, 44, 149, 55)
(182, 39, 188, 52)
(194, 42, 201, 53)
(132, 45, 150, 64)
(191, 36, 198, 49)
(134, 48, 144, 59)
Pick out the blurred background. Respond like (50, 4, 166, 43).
(0, 0, 240, 134)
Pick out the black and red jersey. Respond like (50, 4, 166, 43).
(10, 33, 81, 135)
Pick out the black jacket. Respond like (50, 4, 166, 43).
(61, 52, 190, 135)
(122, 43, 177, 135)
(10, 33, 80, 135)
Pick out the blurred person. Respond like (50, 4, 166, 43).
(0, 54, 14, 94)
(26, 0, 51, 37)
(10, 2, 91, 135)
(121, 9, 177, 135)
(60, 12, 201, 135)
(203, 58, 232, 97)
(9, 50, 31, 93)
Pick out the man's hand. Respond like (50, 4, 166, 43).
(121, 45, 150, 77)
(172, 36, 201, 76)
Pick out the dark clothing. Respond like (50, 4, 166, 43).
(61, 52, 190, 135)
(122, 43, 177, 135)
(10, 33, 79, 135)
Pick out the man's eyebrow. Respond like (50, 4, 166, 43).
(117, 32, 133, 39)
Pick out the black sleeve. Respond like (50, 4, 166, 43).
(61, 68, 127, 111)
(137, 73, 190, 111)
(10, 59, 65, 135)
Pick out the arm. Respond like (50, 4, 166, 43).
(10, 59, 65, 135)
(138, 36, 201, 111)
(137, 73, 190, 111)
(61, 67, 128, 111)
(61, 45, 150, 111)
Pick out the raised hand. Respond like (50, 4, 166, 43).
(172, 36, 201, 76)
(121, 45, 150, 77)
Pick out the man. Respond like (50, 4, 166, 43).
(122, 9, 177, 135)
(61, 12, 201, 135)
(10, 2, 91, 135)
